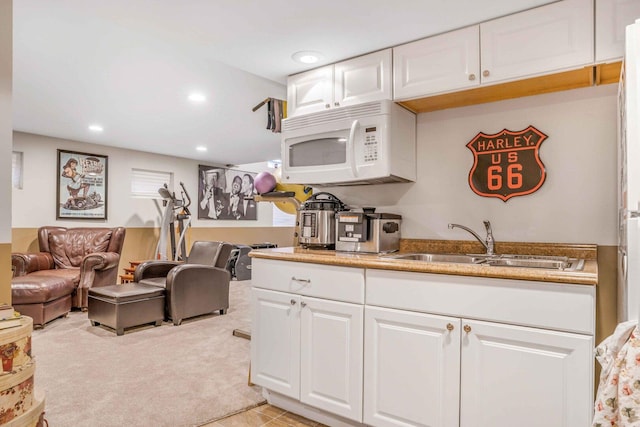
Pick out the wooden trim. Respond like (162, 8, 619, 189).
(398, 65, 615, 114)
(595, 62, 623, 85)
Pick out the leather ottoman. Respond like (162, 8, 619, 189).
(12, 274, 76, 327)
(88, 283, 165, 336)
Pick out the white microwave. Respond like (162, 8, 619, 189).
(281, 100, 416, 186)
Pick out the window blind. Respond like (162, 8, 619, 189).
(131, 168, 172, 199)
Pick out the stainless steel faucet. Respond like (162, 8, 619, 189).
(448, 220, 495, 255)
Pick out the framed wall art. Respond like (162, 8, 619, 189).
(56, 149, 108, 219)
(198, 165, 258, 220)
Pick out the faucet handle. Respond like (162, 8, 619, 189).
(483, 220, 495, 255)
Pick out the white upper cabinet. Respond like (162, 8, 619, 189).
(334, 49, 392, 108)
(480, 0, 593, 85)
(596, 0, 640, 62)
(393, 26, 480, 100)
(286, 66, 334, 118)
(287, 49, 392, 117)
(394, 0, 594, 101)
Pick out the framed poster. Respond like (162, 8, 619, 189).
(198, 165, 257, 220)
(56, 149, 108, 219)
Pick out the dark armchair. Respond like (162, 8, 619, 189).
(134, 241, 233, 325)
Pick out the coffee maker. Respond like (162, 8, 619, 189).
(335, 210, 402, 253)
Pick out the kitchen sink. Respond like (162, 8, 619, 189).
(381, 253, 585, 271)
(382, 253, 487, 264)
(483, 254, 585, 271)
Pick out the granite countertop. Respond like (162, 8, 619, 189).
(249, 241, 598, 286)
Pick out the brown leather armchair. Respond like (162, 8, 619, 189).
(134, 241, 233, 325)
(12, 227, 126, 319)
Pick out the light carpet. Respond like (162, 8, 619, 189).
(31, 280, 265, 427)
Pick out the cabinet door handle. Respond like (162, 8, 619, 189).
(290, 299, 296, 305)
(468, 74, 476, 81)
(446, 323, 454, 331)
(291, 277, 311, 284)
(300, 301, 307, 308)
(463, 324, 472, 333)
(325, 103, 331, 108)
(482, 70, 490, 77)
(334, 102, 340, 107)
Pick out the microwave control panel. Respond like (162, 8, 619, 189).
(364, 126, 379, 162)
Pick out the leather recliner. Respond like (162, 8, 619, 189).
(133, 241, 233, 325)
(11, 226, 126, 325)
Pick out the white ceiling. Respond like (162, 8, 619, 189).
(12, 0, 556, 166)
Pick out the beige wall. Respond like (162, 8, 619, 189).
(1, 1, 12, 304)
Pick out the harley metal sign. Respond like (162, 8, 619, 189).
(466, 126, 547, 202)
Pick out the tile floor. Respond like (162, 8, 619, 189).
(201, 404, 328, 427)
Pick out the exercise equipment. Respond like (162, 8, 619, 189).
(156, 182, 192, 261)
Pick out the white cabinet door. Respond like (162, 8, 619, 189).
(596, 0, 640, 62)
(335, 49, 392, 108)
(287, 65, 333, 117)
(299, 296, 364, 422)
(459, 319, 594, 427)
(393, 26, 480, 100)
(364, 306, 461, 427)
(250, 288, 300, 399)
(287, 50, 392, 117)
(480, 0, 594, 84)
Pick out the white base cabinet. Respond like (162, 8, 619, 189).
(364, 306, 461, 427)
(366, 269, 595, 427)
(251, 288, 300, 399)
(460, 319, 594, 427)
(251, 260, 365, 422)
(251, 259, 595, 427)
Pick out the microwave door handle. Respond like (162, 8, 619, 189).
(348, 119, 360, 177)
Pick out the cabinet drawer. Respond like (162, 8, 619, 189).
(366, 269, 595, 335)
(252, 259, 365, 304)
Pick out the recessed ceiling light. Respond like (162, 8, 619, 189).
(196, 146, 207, 152)
(292, 51, 323, 64)
(88, 124, 103, 132)
(188, 93, 207, 103)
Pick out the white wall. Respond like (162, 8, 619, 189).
(12, 132, 276, 228)
(324, 84, 618, 245)
(0, 0, 12, 242)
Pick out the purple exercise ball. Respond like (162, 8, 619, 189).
(254, 171, 277, 194)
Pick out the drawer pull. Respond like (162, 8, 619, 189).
(446, 323, 454, 331)
(300, 301, 307, 308)
(292, 277, 311, 284)
(290, 299, 296, 305)
(463, 325, 472, 333)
